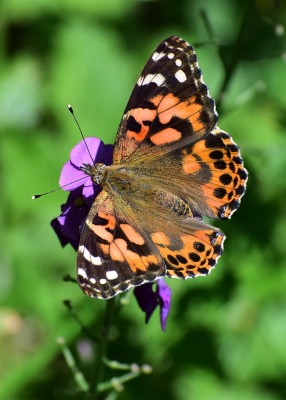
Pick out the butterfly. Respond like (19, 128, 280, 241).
(77, 36, 248, 299)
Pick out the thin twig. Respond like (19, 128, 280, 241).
(57, 336, 90, 393)
(200, 4, 251, 114)
(216, 3, 251, 113)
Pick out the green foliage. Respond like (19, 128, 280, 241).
(1, 0, 286, 399)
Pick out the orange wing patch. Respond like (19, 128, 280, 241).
(151, 231, 171, 247)
(152, 228, 225, 279)
(150, 128, 182, 145)
(157, 94, 203, 129)
(126, 108, 157, 142)
(181, 151, 201, 174)
(123, 92, 206, 152)
(120, 224, 145, 245)
(89, 211, 115, 243)
(112, 238, 148, 272)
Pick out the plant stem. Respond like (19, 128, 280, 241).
(90, 297, 118, 398)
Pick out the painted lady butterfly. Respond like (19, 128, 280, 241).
(77, 36, 248, 299)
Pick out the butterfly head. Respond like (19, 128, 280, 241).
(80, 163, 107, 186)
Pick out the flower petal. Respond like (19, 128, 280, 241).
(51, 217, 70, 247)
(70, 137, 105, 167)
(134, 283, 158, 323)
(98, 143, 114, 165)
(59, 160, 88, 191)
(134, 280, 172, 331)
(156, 280, 172, 331)
(51, 187, 90, 250)
(82, 183, 101, 205)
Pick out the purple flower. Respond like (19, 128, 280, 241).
(51, 186, 92, 250)
(134, 279, 172, 331)
(59, 137, 113, 204)
(51, 137, 113, 249)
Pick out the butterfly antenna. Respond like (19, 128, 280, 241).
(67, 104, 94, 164)
(32, 176, 86, 200)
(33, 105, 94, 200)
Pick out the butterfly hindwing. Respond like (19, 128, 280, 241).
(193, 127, 248, 218)
(166, 127, 248, 219)
(150, 226, 225, 279)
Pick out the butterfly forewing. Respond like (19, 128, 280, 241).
(77, 191, 165, 298)
(113, 36, 217, 164)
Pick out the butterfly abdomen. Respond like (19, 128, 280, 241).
(154, 189, 192, 217)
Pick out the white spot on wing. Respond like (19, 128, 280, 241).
(83, 247, 91, 262)
(168, 52, 174, 59)
(100, 278, 107, 285)
(81, 246, 102, 265)
(137, 75, 144, 86)
(78, 268, 88, 280)
(137, 73, 165, 87)
(91, 255, 102, 266)
(106, 270, 118, 280)
(175, 59, 182, 67)
(90, 278, 96, 284)
(175, 69, 187, 83)
(152, 51, 165, 61)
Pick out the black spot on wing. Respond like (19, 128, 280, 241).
(188, 252, 201, 262)
(127, 115, 141, 133)
(204, 134, 224, 149)
(214, 160, 227, 170)
(219, 173, 232, 185)
(209, 150, 224, 160)
(214, 187, 227, 199)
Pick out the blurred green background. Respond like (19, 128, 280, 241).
(1, 0, 286, 399)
